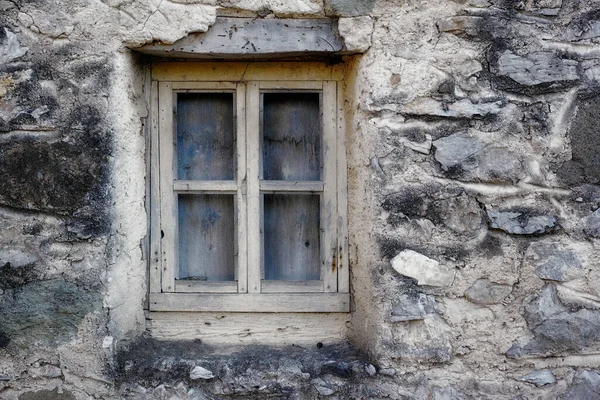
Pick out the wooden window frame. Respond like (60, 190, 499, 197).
(148, 62, 349, 313)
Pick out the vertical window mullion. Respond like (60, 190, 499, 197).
(236, 83, 248, 293)
(149, 80, 162, 294)
(336, 83, 350, 294)
(159, 81, 176, 293)
(246, 81, 261, 293)
(322, 81, 338, 293)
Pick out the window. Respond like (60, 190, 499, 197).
(148, 62, 349, 313)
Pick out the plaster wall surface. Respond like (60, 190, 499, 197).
(1, 0, 600, 398)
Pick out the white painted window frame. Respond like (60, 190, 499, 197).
(148, 62, 349, 313)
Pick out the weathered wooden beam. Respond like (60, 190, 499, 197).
(135, 17, 350, 59)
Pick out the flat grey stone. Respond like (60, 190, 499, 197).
(464, 279, 513, 305)
(0, 248, 39, 268)
(0, 1, 16, 11)
(391, 293, 437, 321)
(28, 364, 63, 379)
(563, 370, 600, 400)
(433, 132, 523, 182)
(326, 0, 376, 16)
(524, 284, 568, 328)
(401, 98, 503, 119)
(583, 209, 600, 238)
(312, 378, 335, 396)
(0, 28, 28, 65)
(507, 284, 600, 358)
(520, 369, 556, 387)
(190, 366, 214, 380)
(497, 51, 579, 86)
(487, 209, 558, 235)
(364, 364, 376, 376)
(433, 132, 487, 172)
(0, 279, 102, 349)
(524, 241, 585, 282)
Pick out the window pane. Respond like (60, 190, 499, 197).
(262, 92, 321, 181)
(177, 93, 235, 180)
(263, 194, 320, 280)
(178, 194, 235, 281)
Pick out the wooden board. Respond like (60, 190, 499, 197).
(149, 81, 162, 293)
(235, 83, 248, 293)
(263, 194, 321, 281)
(158, 81, 176, 292)
(261, 280, 323, 293)
(178, 194, 235, 281)
(149, 293, 350, 312)
(322, 81, 338, 292)
(153, 62, 345, 82)
(138, 17, 349, 59)
(147, 312, 350, 345)
(261, 92, 321, 181)
(246, 82, 261, 293)
(175, 281, 238, 293)
(260, 180, 323, 193)
(336, 84, 350, 294)
(174, 180, 237, 193)
(176, 92, 235, 180)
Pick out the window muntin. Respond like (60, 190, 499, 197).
(149, 63, 349, 313)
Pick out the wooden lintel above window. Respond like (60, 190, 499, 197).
(134, 17, 353, 59)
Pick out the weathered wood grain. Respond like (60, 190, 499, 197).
(138, 18, 349, 59)
(176, 92, 235, 180)
(322, 81, 338, 292)
(152, 62, 345, 82)
(263, 194, 321, 281)
(261, 280, 323, 293)
(147, 311, 350, 345)
(158, 81, 176, 292)
(149, 81, 162, 293)
(178, 194, 235, 281)
(173, 180, 237, 193)
(149, 293, 350, 312)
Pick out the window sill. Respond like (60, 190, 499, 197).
(149, 292, 350, 313)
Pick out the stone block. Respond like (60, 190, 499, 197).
(520, 369, 556, 387)
(523, 241, 588, 282)
(391, 293, 438, 322)
(0, 279, 102, 349)
(400, 98, 503, 119)
(569, 9, 600, 40)
(391, 250, 455, 287)
(0, 28, 28, 65)
(381, 188, 483, 235)
(508, 284, 600, 357)
(563, 370, 600, 400)
(496, 51, 579, 86)
(486, 208, 558, 235)
(338, 16, 373, 53)
(433, 132, 523, 183)
(464, 279, 512, 305)
(28, 364, 63, 379)
(433, 132, 487, 172)
(325, 0, 376, 16)
(557, 93, 600, 185)
(190, 366, 214, 380)
(437, 16, 483, 37)
(18, 389, 76, 400)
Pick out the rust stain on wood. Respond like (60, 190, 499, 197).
(331, 247, 337, 273)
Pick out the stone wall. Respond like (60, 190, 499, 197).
(1, 0, 600, 398)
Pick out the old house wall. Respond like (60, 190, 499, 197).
(1, 0, 600, 398)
